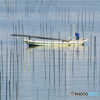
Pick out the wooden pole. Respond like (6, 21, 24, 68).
(68, 8, 70, 23)
(87, 46, 89, 79)
(61, 7, 63, 22)
(77, 10, 79, 32)
(62, 40, 63, 70)
(37, 87, 38, 100)
(13, 53, 14, 89)
(1, 41, 3, 79)
(33, 48, 34, 72)
(9, 49, 12, 82)
(93, 35, 96, 81)
(48, 88, 49, 100)
(58, 32, 60, 88)
(89, 11, 90, 28)
(0, 71, 1, 100)
(64, 7, 66, 22)
(9, 81, 11, 100)
(85, 10, 86, 27)
(72, 43, 74, 73)
(55, 5, 57, 20)
(58, 49, 60, 87)
(99, 49, 100, 83)
(65, 52, 66, 92)
(17, 54, 19, 90)
(16, 82, 17, 100)
(6, 47, 8, 100)
(53, 50, 55, 85)
(49, 47, 51, 83)
(90, 34, 92, 62)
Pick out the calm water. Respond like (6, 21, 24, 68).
(0, 0, 100, 100)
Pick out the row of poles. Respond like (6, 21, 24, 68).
(25, 0, 58, 16)
(23, 0, 95, 29)
(6, 0, 17, 17)
(0, 47, 20, 100)
(0, 20, 25, 100)
(0, 0, 99, 100)
(0, 38, 99, 100)
(0, 13, 99, 100)
(5, 0, 95, 30)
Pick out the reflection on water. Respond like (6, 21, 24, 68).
(0, 0, 100, 100)
(75, 46, 79, 58)
(0, 42, 99, 100)
(21, 45, 99, 100)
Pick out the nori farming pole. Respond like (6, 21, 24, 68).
(13, 53, 14, 89)
(85, 10, 86, 27)
(53, 50, 55, 85)
(37, 87, 38, 100)
(9, 49, 12, 82)
(89, 11, 90, 28)
(0, 71, 1, 100)
(72, 43, 74, 73)
(62, 40, 63, 70)
(33, 48, 34, 72)
(48, 88, 49, 100)
(22, 24, 24, 59)
(87, 46, 89, 79)
(77, 10, 79, 32)
(1, 41, 3, 79)
(99, 49, 100, 83)
(68, 8, 70, 23)
(1, 29, 3, 79)
(65, 52, 66, 92)
(49, 47, 51, 83)
(90, 34, 92, 62)
(58, 32, 60, 88)
(6, 47, 8, 100)
(61, 7, 63, 22)
(64, 7, 66, 22)
(9, 81, 11, 100)
(16, 82, 17, 100)
(93, 35, 96, 81)
(55, 5, 57, 20)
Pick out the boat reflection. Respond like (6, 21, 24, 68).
(26, 45, 87, 59)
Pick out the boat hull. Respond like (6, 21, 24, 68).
(24, 39, 88, 46)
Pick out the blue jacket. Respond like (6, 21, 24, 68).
(75, 33, 79, 38)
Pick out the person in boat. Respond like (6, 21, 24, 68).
(68, 36, 72, 40)
(29, 36, 32, 40)
(74, 32, 80, 40)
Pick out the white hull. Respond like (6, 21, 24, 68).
(24, 39, 88, 46)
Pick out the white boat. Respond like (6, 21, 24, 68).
(24, 38, 88, 46)
(11, 34, 88, 46)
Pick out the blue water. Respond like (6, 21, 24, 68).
(0, 0, 100, 100)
